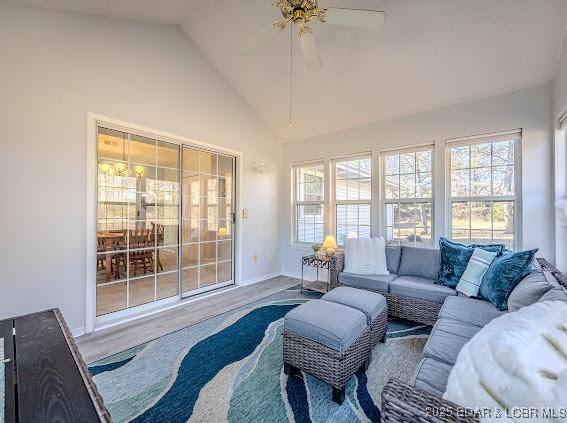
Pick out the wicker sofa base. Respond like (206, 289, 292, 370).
(334, 283, 441, 326)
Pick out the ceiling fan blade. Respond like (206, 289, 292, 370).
(322, 8, 385, 29)
(239, 22, 283, 55)
(299, 29, 321, 70)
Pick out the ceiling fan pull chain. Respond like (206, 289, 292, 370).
(288, 23, 293, 128)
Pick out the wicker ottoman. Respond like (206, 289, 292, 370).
(322, 286, 388, 346)
(283, 299, 371, 404)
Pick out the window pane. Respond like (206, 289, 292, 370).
(451, 202, 470, 229)
(399, 153, 416, 174)
(493, 201, 514, 233)
(359, 178, 371, 200)
(492, 140, 514, 166)
(416, 173, 432, 198)
(385, 175, 399, 199)
(492, 166, 514, 195)
(335, 179, 347, 200)
(416, 151, 432, 173)
(471, 168, 491, 196)
(451, 146, 469, 170)
(471, 202, 492, 230)
(400, 174, 416, 198)
(296, 164, 324, 202)
(451, 169, 470, 197)
(385, 155, 399, 175)
(130, 134, 156, 166)
(471, 143, 491, 168)
(296, 204, 324, 243)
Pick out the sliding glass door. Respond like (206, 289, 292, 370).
(95, 125, 235, 319)
(181, 146, 235, 296)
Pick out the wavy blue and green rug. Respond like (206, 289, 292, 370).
(89, 287, 430, 423)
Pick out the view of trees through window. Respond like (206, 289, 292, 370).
(383, 149, 433, 246)
(449, 138, 517, 249)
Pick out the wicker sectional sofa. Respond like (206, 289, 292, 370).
(329, 247, 567, 422)
(330, 245, 451, 326)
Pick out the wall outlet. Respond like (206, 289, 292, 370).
(266, 251, 272, 259)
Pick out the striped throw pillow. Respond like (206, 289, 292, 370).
(456, 248, 497, 297)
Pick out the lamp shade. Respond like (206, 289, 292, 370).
(322, 235, 337, 250)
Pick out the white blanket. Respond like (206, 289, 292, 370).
(444, 301, 567, 422)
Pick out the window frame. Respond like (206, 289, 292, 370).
(380, 145, 435, 247)
(292, 160, 325, 245)
(445, 130, 522, 250)
(331, 153, 372, 246)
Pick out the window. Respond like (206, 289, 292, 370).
(333, 156, 371, 245)
(383, 148, 433, 246)
(293, 162, 324, 243)
(448, 131, 520, 249)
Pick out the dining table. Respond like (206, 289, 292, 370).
(97, 231, 126, 282)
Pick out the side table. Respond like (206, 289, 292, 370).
(301, 254, 332, 293)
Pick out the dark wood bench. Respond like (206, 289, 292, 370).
(1, 309, 110, 422)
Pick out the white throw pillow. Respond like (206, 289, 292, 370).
(456, 248, 497, 297)
(444, 301, 567, 422)
(343, 237, 389, 276)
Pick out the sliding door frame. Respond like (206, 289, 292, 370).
(86, 113, 243, 334)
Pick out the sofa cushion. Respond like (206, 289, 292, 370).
(322, 286, 387, 323)
(284, 299, 367, 353)
(538, 287, 567, 303)
(397, 246, 441, 280)
(412, 357, 453, 397)
(439, 296, 505, 327)
(479, 249, 538, 311)
(423, 317, 481, 365)
(338, 272, 396, 292)
(438, 238, 505, 288)
(385, 246, 402, 273)
(390, 276, 456, 304)
(507, 268, 556, 312)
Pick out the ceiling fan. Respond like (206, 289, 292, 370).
(240, 0, 386, 70)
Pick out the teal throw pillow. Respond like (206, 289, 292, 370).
(479, 249, 539, 311)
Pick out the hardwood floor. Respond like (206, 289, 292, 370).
(76, 275, 300, 363)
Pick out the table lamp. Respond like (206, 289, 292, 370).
(218, 227, 228, 238)
(322, 235, 337, 256)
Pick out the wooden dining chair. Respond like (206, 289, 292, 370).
(129, 229, 155, 276)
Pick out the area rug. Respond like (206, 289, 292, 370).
(89, 287, 430, 423)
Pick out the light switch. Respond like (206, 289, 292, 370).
(241, 209, 248, 219)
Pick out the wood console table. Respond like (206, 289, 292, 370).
(1, 309, 110, 422)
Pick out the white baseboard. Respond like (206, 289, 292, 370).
(281, 271, 317, 282)
(71, 326, 86, 338)
(238, 272, 282, 286)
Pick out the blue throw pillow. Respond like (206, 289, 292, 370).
(479, 249, 538, 311)
(438, 238, 505, 288)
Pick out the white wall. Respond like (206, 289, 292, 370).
(0, 5, 281, 334)
(553, 37, 567, 270)
(280, 85, 555, 278)
(554, 39, 567, 120)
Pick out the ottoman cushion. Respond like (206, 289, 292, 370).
(284, 299, 367, 353)
(322, 286, 387, 323)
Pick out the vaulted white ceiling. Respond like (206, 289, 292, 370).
(6, 0, 567, 141)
